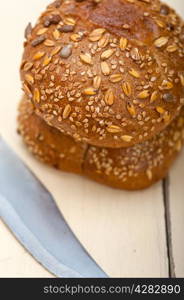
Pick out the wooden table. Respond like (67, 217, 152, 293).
(0, 0, 183, 278)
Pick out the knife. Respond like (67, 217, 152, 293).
(0, 137, 108, 278)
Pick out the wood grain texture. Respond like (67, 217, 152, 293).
(168, 150, 184, 277)
(163, 0, 184, 279)
(0, 0, 183, 278)
(0, 220, 53, 278)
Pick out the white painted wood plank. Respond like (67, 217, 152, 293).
(0, 139, 169, 277)
(164, 0, 184, 278)
(168, 150, 184, 277)
(59, 180, 168, 277)
(0, 220, 54, 278)
(0, 0, 169, 277)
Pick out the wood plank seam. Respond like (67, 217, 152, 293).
(162, 177, 176, 278)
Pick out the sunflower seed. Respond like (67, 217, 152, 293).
(58, 25, 74, 32)
(31, 35, 46, 47)
(163, 93, 174, 102)
(52, 0, 62, 8)
(25, 22, 32, 39)
(44, 15, 61, 27)
(160, 5, 170, 15)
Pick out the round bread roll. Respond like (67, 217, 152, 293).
(18, 96, 87, 174)
(18, 95, 184, 190)
(20, 0, 184, 148)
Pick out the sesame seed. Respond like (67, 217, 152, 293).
(63, 104, 72, 119)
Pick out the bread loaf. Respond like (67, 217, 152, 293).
(18, 96, 87, 174)
(18, 95, 184, 190)
(20, 0, 184, 148)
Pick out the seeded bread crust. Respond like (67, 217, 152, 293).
(18, 96, 184, 190)
(18, 96, 87, 174)
(20, 0, 184, 148)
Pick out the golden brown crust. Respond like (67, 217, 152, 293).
(18, 96, 87, 174)
(18, 95, 184, 190)
(84, 116, 184, 190)
(20, 0, 184, 148)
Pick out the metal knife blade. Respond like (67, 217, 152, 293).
(0, 137, 108, 278)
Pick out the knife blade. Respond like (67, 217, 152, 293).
(0, 137, 108, 278)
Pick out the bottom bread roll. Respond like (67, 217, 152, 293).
(18, 96, 184, 190)
(18, 97, 87, 174)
